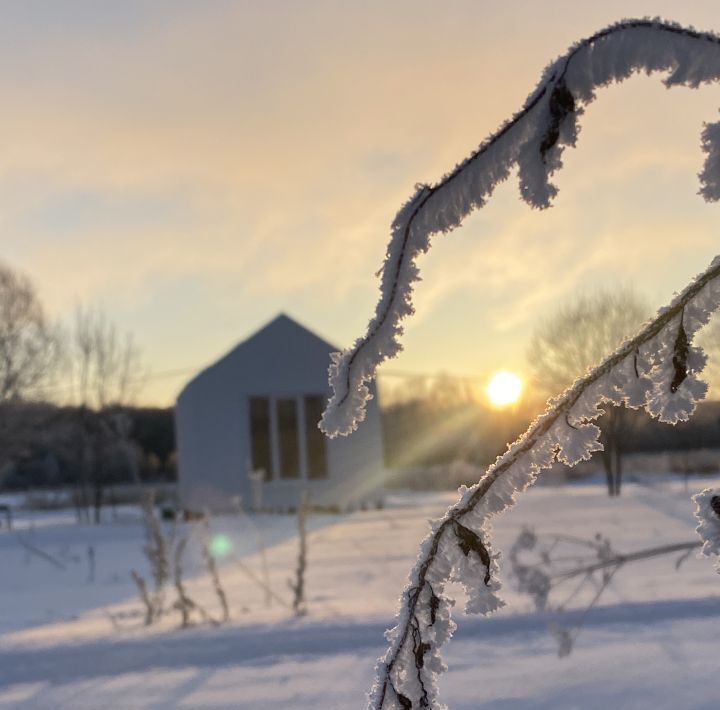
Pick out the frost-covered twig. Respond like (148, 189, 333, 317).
(171, 534, 219, 629)
(172, 536, 194, 628)
(321, 18, 720, 437)
(508, 527, 701, 656)
(240, 474, 274, 607)
(312, 17, 720, 706)
(140, 492, 171, 621)
(366, 252, 720, 707)
(693, 488, 720, 572)
(87, 544, 95, 584)
(232, 555, 290, 609)
(16, 536, 65, 570)
(552, 566, 620, 659)
(131, 569, 154, 626)
(550, 540, 701, 581)
(132, 492, 178, 625)
(289, 493, 309, 617)
(310, 18, 720, 707)
(201, 519, 230, 623)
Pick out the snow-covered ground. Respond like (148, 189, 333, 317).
(0, 476, 718, 709)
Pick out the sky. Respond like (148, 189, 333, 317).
(4, 0, 720, 405)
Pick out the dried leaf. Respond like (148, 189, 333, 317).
(396, 692, 413, 709)
(453, 521, 492, 585)
(549, 81, 575, 118)
(540, 80, 575, 160)
(539, 126, 561, 157)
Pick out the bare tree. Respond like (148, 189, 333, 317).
(0, 263, 59, 403)
(66, 306, 143, 522)
(69, 306, 140, 410)
(528, 288, 648, 496)
(0, 264, 60, 485)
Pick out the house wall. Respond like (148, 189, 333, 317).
(176, 366, 249, 512)
(176, 316, 385, 513)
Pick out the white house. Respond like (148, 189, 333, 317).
(175, 314, 385, 512)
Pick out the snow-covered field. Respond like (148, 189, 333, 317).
(0, 477, 718, 709)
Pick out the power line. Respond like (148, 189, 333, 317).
(51, 365, 486, 389)
(25, 363, 490, 401)
(381, 369, 486, 383)
(25, 365, 199, 397)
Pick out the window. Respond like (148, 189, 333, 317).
(277, 398, 300, 479)
(248, 394, 329, 482)
(305, 395, 328, 479)
(249, 397, 272, 481)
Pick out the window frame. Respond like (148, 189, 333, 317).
(246, 393, 329, 483)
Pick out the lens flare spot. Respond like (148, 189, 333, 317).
(209, 534, 233, 558)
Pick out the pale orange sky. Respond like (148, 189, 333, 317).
(4, 1, 720, 405)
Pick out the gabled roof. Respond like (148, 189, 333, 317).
(221, 313, 337, 360)
(177, 313, 339, 399)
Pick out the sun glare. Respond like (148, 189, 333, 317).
(486, 371, 523, 407)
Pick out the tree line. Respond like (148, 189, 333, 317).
(384, 287, 720, 496)
(0, 261, 174, 521)
(5, 259, 720, 507)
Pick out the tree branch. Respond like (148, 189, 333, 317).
(353, 18, 720, 707)
(322, 18, 720, 437)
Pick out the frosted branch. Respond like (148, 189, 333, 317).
(314, 18, 720, 707)
(368, 254, 720, 708)
(321, 18, 720, 437)
(693, 487, 720, 572)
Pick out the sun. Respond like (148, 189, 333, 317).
(486, 371, 523, 407)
